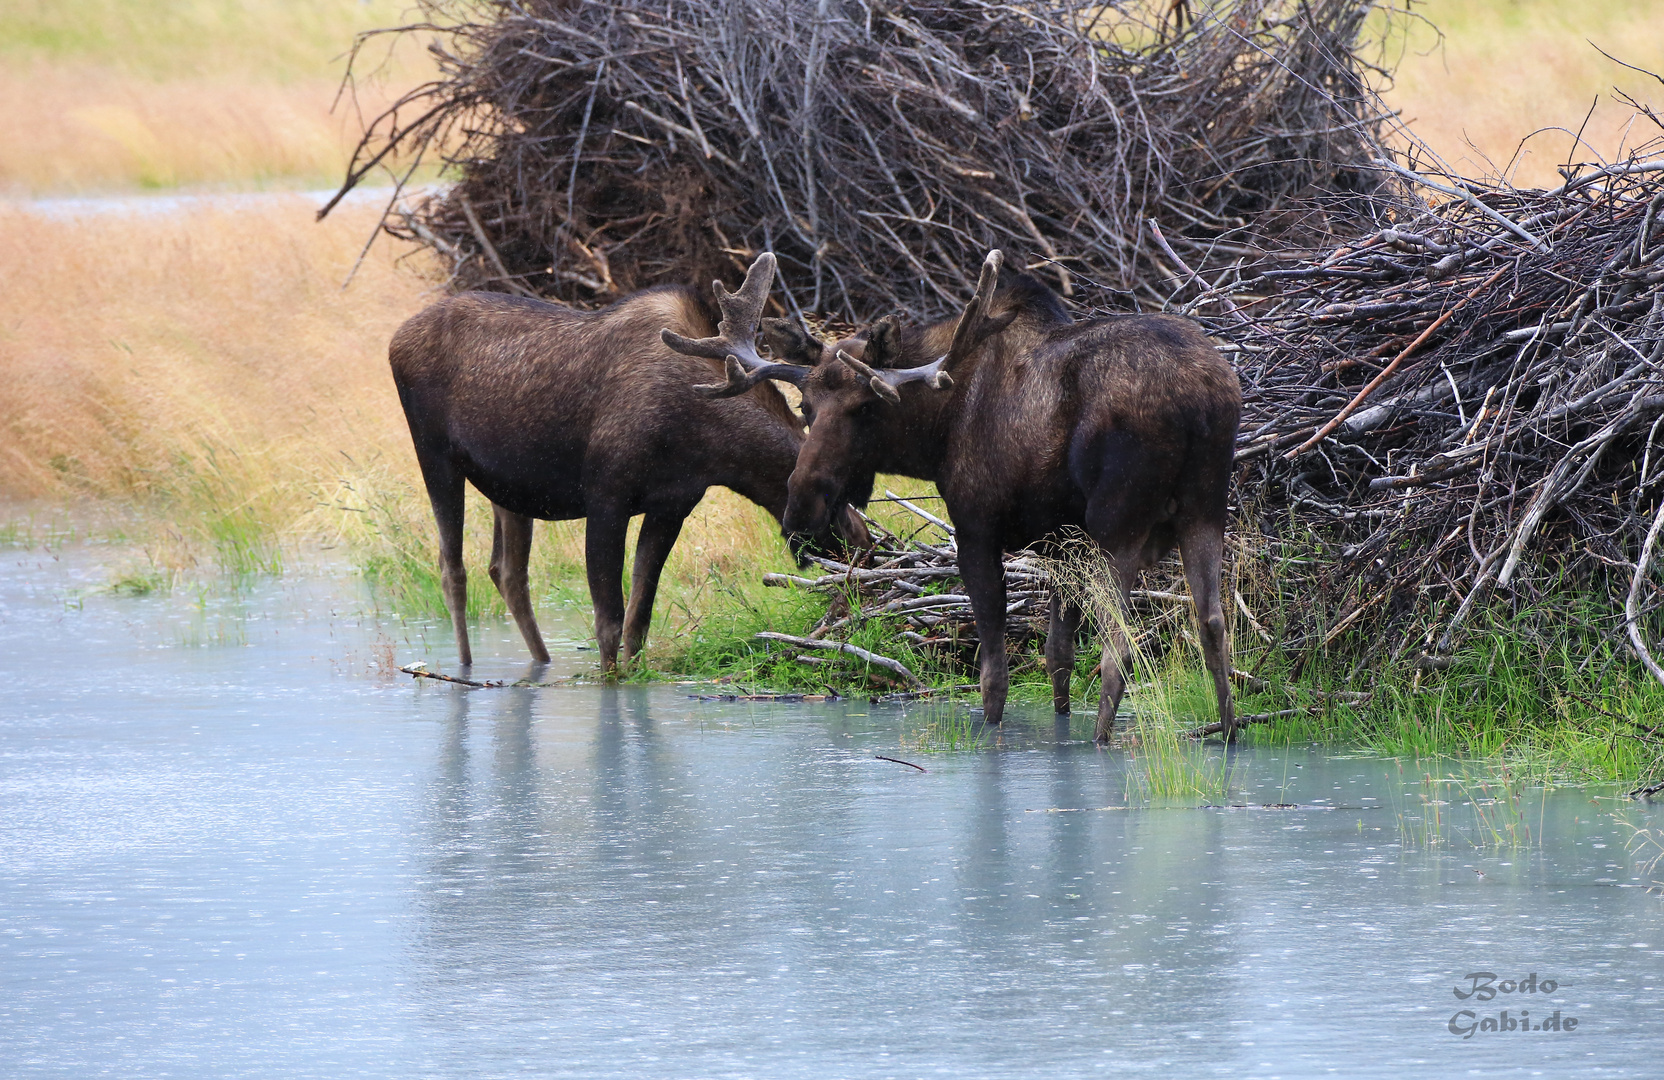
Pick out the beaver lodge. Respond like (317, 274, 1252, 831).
(327, 0, 1664, 773)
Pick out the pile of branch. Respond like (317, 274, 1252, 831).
(1201, 150, 1664, 667)
(757, 492, 1197, 676)
(329, 0, 1396, 318)
(761, 492, 1051, 654)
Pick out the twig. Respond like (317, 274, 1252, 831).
(1286, 264, 1508, 459)
(399, 664, 499, 688)
(458, 195, 539, 298)
(754, 632, 924, 686)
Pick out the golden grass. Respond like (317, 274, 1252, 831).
(0, 0, 428, 194)
(0, 197, 419, 499)
(0, 194, 825, 622)
(1384, 0, 1664, 187)
(0, 63, 413, 194)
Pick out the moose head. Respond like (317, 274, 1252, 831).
(690, 250, 1014, 536)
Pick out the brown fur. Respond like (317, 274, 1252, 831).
(770, 272, 1242, 741)
(391, 284, 847, 672)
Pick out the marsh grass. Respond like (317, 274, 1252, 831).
(1245, 597, 1664, 786)
(1034, 531, 1240, 802)
(1385, 760, 1548, 850)
(906, 708, 991, 753)
(1618, 817, 1664, 891)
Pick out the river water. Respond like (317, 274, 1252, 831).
(2, 539, 1660, 1078)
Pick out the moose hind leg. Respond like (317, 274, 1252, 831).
(488, 505, 550, 663)
(623, 509, 690, 662)
(1089, 555, 1141, 744)
(1180, 520, 1236, 740)
(1045, 593, 1083, 715)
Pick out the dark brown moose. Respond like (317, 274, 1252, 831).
(390, 252, 865, 672)
(671, 251, 1241, 741)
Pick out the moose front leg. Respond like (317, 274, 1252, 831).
(623, 509, 691, 662)
(584, 506, 631, 675)
(958, 532, 1010, 726)
(1045, 592, 1083, 715)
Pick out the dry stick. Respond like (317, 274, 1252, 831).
(1285, 265, 1509, 460)
(754, 632, 924, 687)
(458, 195, 539, 299)
(1625, 495, 1664, 687)
(884, 489, 955, 534)
(1146, 218, 1252, 327)
(1185, 708, 1310, 739)
(621, 100, 743, 170)
(399, 664, 495, 688)
(1374, 159, 1551, 253)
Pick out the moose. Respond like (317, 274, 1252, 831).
(389, 252, 865, 672)
(667, 251, 1241, 742)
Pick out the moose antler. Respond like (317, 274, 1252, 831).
(661, 252, 810, 396)
(942, 248, 1010, 372)
(836, 249, 1012, 402)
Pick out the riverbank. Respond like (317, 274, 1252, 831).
(0, 187, 1654, 786)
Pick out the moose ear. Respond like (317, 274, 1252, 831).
(759, 318, 824, 364)
(865, 315, 903, 368)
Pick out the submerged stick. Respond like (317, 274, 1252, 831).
(399, 664, 500, 688)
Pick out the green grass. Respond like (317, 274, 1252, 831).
(108, 567, 171, 597)
(1246, 602, 1664, 787)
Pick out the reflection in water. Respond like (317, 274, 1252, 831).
(1, 547, 1662, 1078)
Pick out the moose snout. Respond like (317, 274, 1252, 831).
(783, 473, 837, 536)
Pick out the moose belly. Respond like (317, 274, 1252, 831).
(463, 463, 587, 522)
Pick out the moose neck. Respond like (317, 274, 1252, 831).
(870, 382, 958, 481)
(864, 315, 983, 480)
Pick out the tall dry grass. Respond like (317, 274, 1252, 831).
(1385, 0, 1664, 186)
(0, 64, 411, 194)
(0, 0, 427, 194)
(0, 196, 426, 572)
(0, 194, 821, 632)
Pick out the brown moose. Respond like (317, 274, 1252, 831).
(389, 252, 865, 672)
(669, 250, 1241, 741)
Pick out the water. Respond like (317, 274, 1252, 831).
(2, 541, 1661, 1078)
(4, 185, 414, 220)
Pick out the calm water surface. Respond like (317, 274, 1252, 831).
(2, 541, 1660, 1078)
